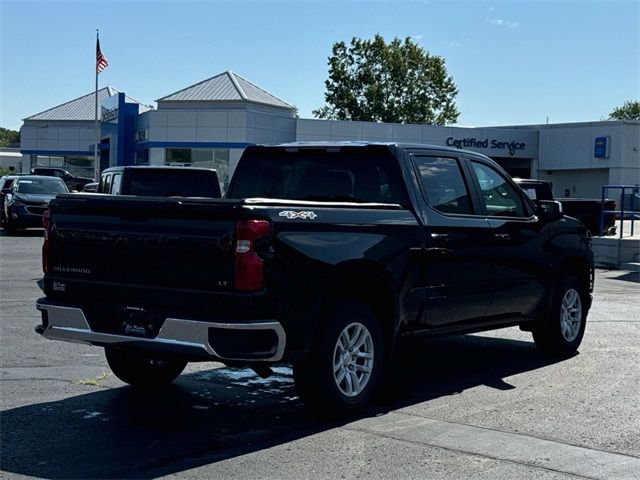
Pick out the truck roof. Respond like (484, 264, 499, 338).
(101, 166, 217, 173)
(254, 141, 488, 158)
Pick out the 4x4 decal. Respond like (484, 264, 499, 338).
(279, 210, 317, 220)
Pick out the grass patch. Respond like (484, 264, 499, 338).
(73, 371, 111, 386)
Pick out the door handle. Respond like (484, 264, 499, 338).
(494, 233, 511, 240)
(430, 233, 449, 239)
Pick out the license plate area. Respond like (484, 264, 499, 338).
(119, 307, 158, 338)
(85, 304, 165, 338)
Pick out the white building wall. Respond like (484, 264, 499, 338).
(149, 148, 164, 166)
(295, 119, 538, 159)
(538, 168, 610, 199)
(613, 122, 640, 186)
(228, 149, 244, 184)
(20, 121, 95, 153)
(0, 150, 26, 172)
(537, 121, 638, 171)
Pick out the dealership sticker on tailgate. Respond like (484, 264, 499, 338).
(279, 210, 317, 220)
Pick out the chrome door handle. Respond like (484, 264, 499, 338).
(430, 233, 449, 239)
(495, 233, 511, 239)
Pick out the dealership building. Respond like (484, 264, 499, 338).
(19, 71, 639, 197)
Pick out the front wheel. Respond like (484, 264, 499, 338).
(533, 276, 587, 356)
(105, 347, 187, 387)
(294, 301, 383, 415)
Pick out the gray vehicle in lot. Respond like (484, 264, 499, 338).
(96, 166, 222, 198)
(2, 176, 68, 234)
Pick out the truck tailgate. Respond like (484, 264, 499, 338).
(46, 195, 243, 293)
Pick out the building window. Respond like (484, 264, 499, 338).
(165, 148, 191, 166)
(165, 148, 230, 188)
(135, 149, 149, 165)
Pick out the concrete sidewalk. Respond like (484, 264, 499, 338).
(592, 220, 640, 269)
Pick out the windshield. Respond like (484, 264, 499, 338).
(16, 178, 68, 194)
(227, 147, 408, 205)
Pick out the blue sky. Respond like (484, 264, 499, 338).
(1, 0, 638, 131)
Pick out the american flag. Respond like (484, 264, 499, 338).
(96, 38, 108, 74)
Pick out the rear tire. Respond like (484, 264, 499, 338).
(294, 301, 383, 415)
(533, 276, 587, 356)
(105, 347, 187, 387)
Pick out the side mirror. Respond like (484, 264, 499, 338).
(536, 200, 563, 221)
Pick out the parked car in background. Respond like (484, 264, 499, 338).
(31, 167, 93, 192)
(514, 178, 617, 236)
(96, 166, 222, 198)
(0, 174, 30, 227)
(3, 176, 68, 234)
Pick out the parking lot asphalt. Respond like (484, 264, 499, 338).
(1, 229, 639, 479)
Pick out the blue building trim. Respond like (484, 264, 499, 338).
(133, 141, 254, 150)
(21, 149, 94, 156)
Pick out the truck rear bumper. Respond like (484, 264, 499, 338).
(35, 299, 286, 362)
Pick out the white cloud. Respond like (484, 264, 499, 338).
(486, 17, 519, 29)
(411, 34, 424, 40)
(488, 6, 495, 12)
(441, 40, 461, 48)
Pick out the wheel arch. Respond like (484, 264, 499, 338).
(310, 260, 400, 358)
(559, 256, 592, 294)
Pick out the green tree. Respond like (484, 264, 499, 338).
(0, 127, 20, 147)
(608, 100, 640, 120)
(313, 35, 459, 125)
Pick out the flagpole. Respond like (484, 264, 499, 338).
(94, 29, 99, 182)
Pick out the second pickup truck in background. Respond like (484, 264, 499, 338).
(31, 167, 94, 192)
(514, 178, 616, 236)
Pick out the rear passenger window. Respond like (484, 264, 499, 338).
(102, 174, 112, 194)
(413, 156, 472, 215)
(111, 174, 122, 194)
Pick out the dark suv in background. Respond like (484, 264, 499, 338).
(3, 176, 68, 233)
(31, 167, 93, 192)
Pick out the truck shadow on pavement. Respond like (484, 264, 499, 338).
(1, 334, 567, 479)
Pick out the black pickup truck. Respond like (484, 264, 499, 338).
(35, 143, 594, 413)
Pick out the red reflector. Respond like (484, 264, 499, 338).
(235, 253, 264, 291)
(234, 220, 270, 291)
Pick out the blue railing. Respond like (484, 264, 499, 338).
(600, 185, 640, 238)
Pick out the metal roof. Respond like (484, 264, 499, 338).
(24, 87, 119, 121)
(157, 71, 295, 110)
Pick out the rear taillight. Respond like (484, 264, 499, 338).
(234, 220, 270, 291)
(42, 209, 52, 274)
